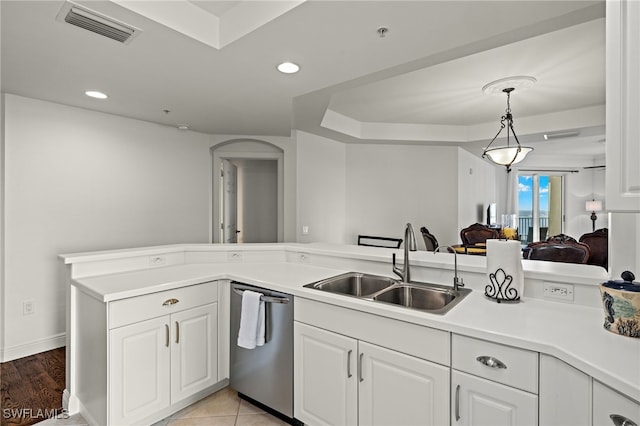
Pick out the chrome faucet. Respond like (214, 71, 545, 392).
(433, 246, 465, 291)
(392, 223, 417, 282)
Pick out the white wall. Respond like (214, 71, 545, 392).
(1, 94, 213, 360)
(609, 212, 639, 278)
(1, 93, 5, 354)
(457, 148, 497, 232)
(345, 144, 459, 249)
(565, 167, 608, 238)
(238, 159, 278, 243)
(295, 131, 346, 244)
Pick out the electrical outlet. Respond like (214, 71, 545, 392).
(227, 252, 242, 262)
(302, 225, 309, 235)
(149, 255, 166, 266)
(543, 282, 574, 302)
(23, 300, 35, 315)
(298, 252, 310, 263)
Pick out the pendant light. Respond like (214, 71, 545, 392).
(482, 87, 533, 172)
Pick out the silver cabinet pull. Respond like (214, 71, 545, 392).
(455, 384, 461, 421)
(165, 324, 169, 347)
(162, 298, 179, 306)
(358, 353, 364, 382)
(476, 355, 507, 369)
(347, 350, 353, 378)
(610, 414, 638, 426)
(175, 321, 179, 344)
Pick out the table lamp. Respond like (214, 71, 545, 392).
(586, 199, 602, 232)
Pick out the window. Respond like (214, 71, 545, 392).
(518, 174, 564, 243)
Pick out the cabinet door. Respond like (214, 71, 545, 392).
(452, 370, 537, 426)
(171, 303, 218, 403)
(294, 322, 358, 426)
(539, 354, 591, 426)
(109, 316, 171, 425)
(358, 341, 449, 426)
(606, 0, 640, 211)
(593, 381, 640, 426)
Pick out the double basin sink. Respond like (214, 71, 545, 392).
(304, 272, 471, 315)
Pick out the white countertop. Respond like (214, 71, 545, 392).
(66, 243, 638, 403)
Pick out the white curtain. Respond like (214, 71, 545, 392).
(505, 167, 519, 215)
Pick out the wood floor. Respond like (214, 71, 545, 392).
(0, 347, 66, 426)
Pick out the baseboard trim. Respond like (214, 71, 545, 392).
(0, 333, 65, 362)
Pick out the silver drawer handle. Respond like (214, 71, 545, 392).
(232, 288, 290, 304)
(347, 350, 353, 378)
(476, 356, 507, 369)
(610, 414, 638, 426)
(455, 384, 461, 421)
(162, 298, 179, 306)
(359, 353, 364, 382)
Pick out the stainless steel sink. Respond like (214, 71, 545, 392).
(372, 283, 471, 314)
(305, 272, 471, 314)
(304, 272, 397, 297)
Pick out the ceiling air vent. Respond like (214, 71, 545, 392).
(56, 1, 141, 44)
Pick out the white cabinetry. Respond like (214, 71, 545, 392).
(294, 322, 448, 426)
(170, 304, 218, 403)
(294, 322, 357, 425)
(451, 335, 538, 426)
(294, 299, 450, 426)
(358, 341, 449, 426)
(539, 354, 591, 426)
(109, 316, 171, 425)
(452, 370, 537, 426)
(73, 281, 219, 426)
(606, 0, 640, 211)
(110, 302, 218, 424)
(593, 381, 640, 426)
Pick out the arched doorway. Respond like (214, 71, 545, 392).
(211, 140, 284, 243)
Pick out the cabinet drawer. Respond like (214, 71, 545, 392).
(109, 281, 218, 329)
(452, 334, 538, 393)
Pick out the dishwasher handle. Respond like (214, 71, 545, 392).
(232, 287, 290, 304)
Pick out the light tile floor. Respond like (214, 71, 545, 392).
(40, 387, 289, 426)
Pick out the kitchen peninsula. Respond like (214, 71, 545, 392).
(60, 243, 639, 425)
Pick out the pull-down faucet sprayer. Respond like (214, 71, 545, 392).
(392, 223, 417, 282)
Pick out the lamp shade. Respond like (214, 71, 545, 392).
(586, 200, 602, 212)
(483, 146, 533, 166)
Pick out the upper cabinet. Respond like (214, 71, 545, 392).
(606, 0, 640, 212)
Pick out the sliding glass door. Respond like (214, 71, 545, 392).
(518, 174, 564, 243)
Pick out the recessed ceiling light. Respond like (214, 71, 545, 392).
(85, 90, 108, 99)
(277, 62, 300, 74)
(177, 124, 190, 131)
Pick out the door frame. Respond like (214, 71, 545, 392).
(211, 148, 284, 244)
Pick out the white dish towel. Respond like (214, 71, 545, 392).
(237, 290, 266, 349)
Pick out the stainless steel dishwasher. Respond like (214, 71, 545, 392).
(230, 281, 295, 422)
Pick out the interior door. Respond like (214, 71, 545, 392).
(222, 159, 238, 243)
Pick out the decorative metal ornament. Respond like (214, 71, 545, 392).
(485, 267, 521, 303)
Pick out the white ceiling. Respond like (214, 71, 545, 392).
(0, 0, 606, 164)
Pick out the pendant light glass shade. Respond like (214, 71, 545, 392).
(483, 146, 533, 165)
(482, 87, 533, 171)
